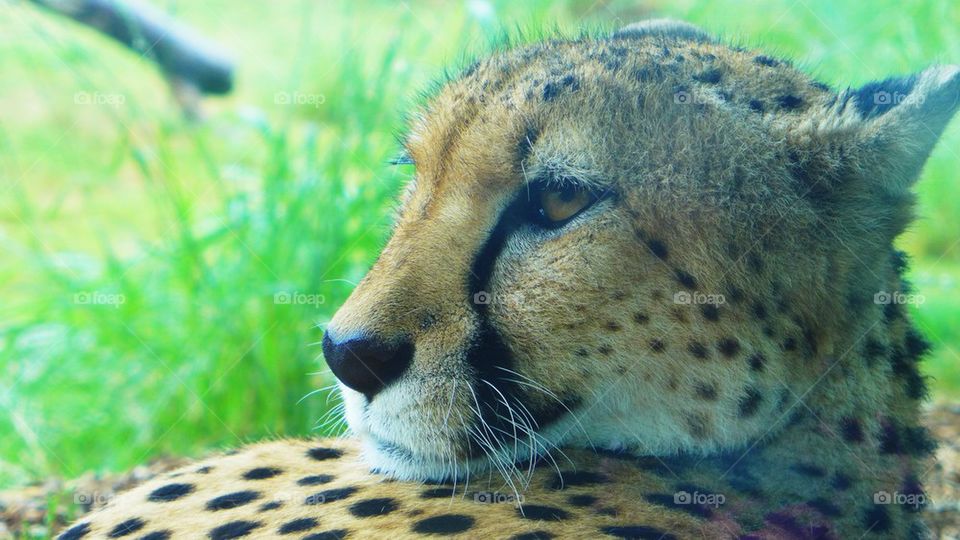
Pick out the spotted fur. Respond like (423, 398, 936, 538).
(63, 20, 959, 539)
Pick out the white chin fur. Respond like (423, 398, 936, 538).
(338, 382, 570, 482)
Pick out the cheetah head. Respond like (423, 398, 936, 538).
(322, 20, 960, 481)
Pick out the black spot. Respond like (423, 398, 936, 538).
(754, 55, 780, 67)
(695, 382, 718, 401)
(302, 530, 348, 540)
(863, 505, 891, 533)
(782, 337, 797, 352)
(542, 82, 560, 101)
(748, 353, 765, 372)
(259, 501, 283, 511)
(644, 493, 711, 518)
(688, 342, 709, 359)
(561, 74, 579, 90)
(549, 471, 608, 489)
(864, 339, 887, 365)
(840, 417, 865, 443)
(412, 514, 475, 534)
(808, 497, 843, 517)
(208, 521, 261, 540)
(420, 487, 455, 499)
(791, 463, 827, 477)
(717, 338, 740, 357)
(196, 466, 213, 474)
(519, 505, 570, 521)
(139, 532, 171, 540)
(606, 321, 622, 332)
(903, 425, 937, 456)
(278, 518, 318, 534)
(633, 313, 649, 325)
(206, 490, 261, 511)
(305, 487, 358, 505)
(675, 269, 697, 289)
(747, 253, 764, 274)
(602, 526, 677, 540)
(649, 339, 666, 352)
(904, 330, 930, 359)
(832, 472, 853, 490)
(148, 483, 194, 502)
(701, 304, 720, 321)
(693, 68, 722, 84)
(726, 286, 744, 304)
(748, 99, 765, 113)
(598, 345, 614, 356)
(647, 239, 668, 259)
(349, 497, 399, 517)
(243, 467, 282, 480)
(108, 518, 145, 537)
(811, 81, 832, 92)
(879, 418, 902, 454)
(59, 523, 91, 540)
(737, 386, 763, 418)
(510, 532, 554, 540)
(307, 447, 343, 461)
(297, 474, 334, 486)
(567, 494, 597, 507)
(776, 95, 804, 110)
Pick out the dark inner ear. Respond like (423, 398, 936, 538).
(850, 74, 919, 119)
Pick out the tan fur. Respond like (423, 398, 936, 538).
(62, 20, 960, 539)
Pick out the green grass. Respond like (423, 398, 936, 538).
(1, 0, 958, 497)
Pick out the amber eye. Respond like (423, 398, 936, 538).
(536, 184, 598, 226)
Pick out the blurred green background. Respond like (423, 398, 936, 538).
(1, 0, 958, 493)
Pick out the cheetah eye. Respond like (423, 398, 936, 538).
(532, 183, 599, 227)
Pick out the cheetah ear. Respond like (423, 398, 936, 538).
(612, 19, 713, 43)
(833, 65, 960, 193)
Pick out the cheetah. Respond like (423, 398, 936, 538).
(61, 20, 960, 539)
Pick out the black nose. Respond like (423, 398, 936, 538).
(322, 332, 414, 400)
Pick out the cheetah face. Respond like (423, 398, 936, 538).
(322, 21, 960, 481)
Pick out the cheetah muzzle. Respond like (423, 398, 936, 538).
(63, 19, 959, 540)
